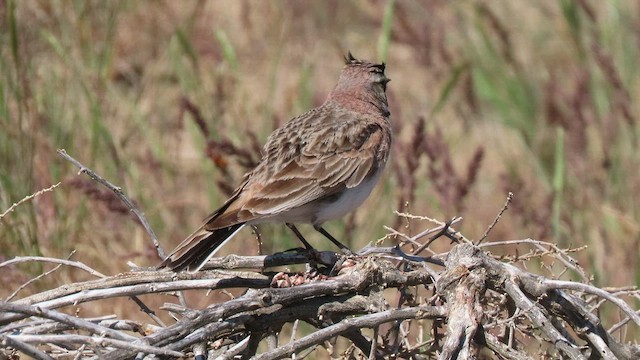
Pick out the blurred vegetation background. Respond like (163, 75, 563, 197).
(1, 0, 638, 339)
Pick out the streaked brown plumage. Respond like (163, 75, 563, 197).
(160, 53, 391, 272)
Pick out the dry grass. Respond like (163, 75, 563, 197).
(1, 0, 639, 352)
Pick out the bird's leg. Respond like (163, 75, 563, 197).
(313, 225, 353, 255)
(285, 223, 324, 273)
(285, 223, 315, 250)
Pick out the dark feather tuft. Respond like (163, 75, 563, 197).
(344, 51, 358, 64)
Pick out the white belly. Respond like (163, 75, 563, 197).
(312, 171, 381, 224)
(248, 169, 384, 226)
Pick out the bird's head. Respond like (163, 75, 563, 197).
(327, 52, 390, 116)
(337, 51, 390, 95)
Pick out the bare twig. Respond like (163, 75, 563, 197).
(609, 308, 640, 334)
(0, 302, 139, 342)
(482, 331, 534, 360)
(7, 334, 184, 357)
(0, 182, 62, 220)
(1, 334, 55, 360)
(504, 279, 585, 360)
(541, 279, 640, 326)
(251, 305, 447, 360)
(5, 250, 78, 301)
(0, 270, 271, 325)
(0, 255, 106, 278)
(477, 192, 513, 245)
(56, 149, 165, 260)
(369, 326, 378, 360)
(478, 238, 588, 281)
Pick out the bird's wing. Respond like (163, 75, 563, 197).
(234, 112, 390, 219)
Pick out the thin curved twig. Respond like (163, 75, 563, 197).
(541, 279, 640, 326)
(0, 256, 106, 278)
(0, 182, 62, 220)
(56, 149, 165, 260)
(478, 238, 588, 282)
(0, 302, 138, 341)
(5, 250, 77, 301)
(251, 305, 447, 360)
(477, 192, 513, 244)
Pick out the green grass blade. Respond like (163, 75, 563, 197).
(377, 0, 395, 62)
(552, 127, 565, 240)
(215, 29, 238, 71)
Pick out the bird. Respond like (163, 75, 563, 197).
(159, 52, 391, 272)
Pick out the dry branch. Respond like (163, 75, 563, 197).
(2, 239, 639, 359)
(56, 149, 165, 260)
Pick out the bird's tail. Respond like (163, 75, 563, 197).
(158, 223, 245, 272)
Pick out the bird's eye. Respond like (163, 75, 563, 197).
(375, 77, 390, 91)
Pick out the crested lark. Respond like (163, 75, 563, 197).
(160, 53, 391, 272)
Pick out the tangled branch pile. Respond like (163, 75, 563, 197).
(1, 223, 639, 359)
